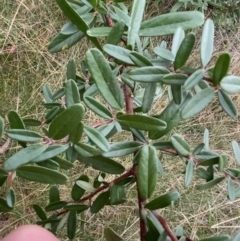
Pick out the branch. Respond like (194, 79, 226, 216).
(0, 138, 11, 155)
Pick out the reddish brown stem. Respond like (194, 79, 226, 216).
(0, 138, 11, 155)
(152, 211, 178, 241)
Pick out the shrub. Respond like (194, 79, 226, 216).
(1, 0, 240, 240)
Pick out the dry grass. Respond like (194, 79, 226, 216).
(1, 0, 240, 240)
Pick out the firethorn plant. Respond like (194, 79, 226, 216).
(1, 0, 240, 240)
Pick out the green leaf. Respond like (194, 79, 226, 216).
(104, 227, 124, 241)
(65, 79, 80, 107)
(7, 129, 42, 142)
(74, 143, 102, 157)
(67, 210, 77, 239)
(0, 116, 4, 142)
(6, 188, 16, 208)
(37, 159, 59, 170)
(218, 89, 237, 118)
(49, 104, 85, 140)
(31, 144, 69, 163)
(171, 84, 182, 105)
(33, 204, 47, 221)
(130, 52, 152, 67)
(42, 85, 53, 103)
(84, 125, 110, 152)
(220, 75, 240, 94)
(139, 11, 204, 37)
(136, 145, 158, 199)
(16, 166, 68, 184)
(103, 44, 134, 65)
(198, 156, 219, 166)
(69, 122, 83, 144)
(45, 106, 63, 124)
(0, 197, 13, 212)
(103, 141, 143, 157)
(233, 232, 240, 241)
(86, 48, 124, 110)
(0, 168, 8, 186)
(77, 154, 125, 174)
(49, 185, 60, 203)
(118, 114, 166, 131)
(76, 180, 96, 193)
(185, 159, 194, 186)
(227, 177, 236, 201)
(196, 167, 211, 180)
(64, 204, 89, 212)
(184, 69, 205, 90)
(66, 59, 76, 81)
(197, 177, 225, 191)
(218, 155, 227, 171)
(8, 110, 25, 129)
(154, 47, 175, 61)
(51, 156, 73, 170)
(22, 118, 41, 127)
(181, 88, 214, 119)
(109, 184, 126, 205)
(87, 27, 111, 37)
(71, 175, 89, 201)
(55, 0, 101, 49)
(142, 83, 157, 113)
(171, 27, 185, 56)
(4, 145, 47, 171)
(199, 235, 230, 241)
(106, 20, 125, 45)
(128, 66, 169, 83)
(45, 201, 67, 212)
(212, 53, 231, 85)
(161, 74, 187, 85)
(174, 33, 195, 70)
(145, 191, 180, 210)
(48, 31, 85, 53)
(90, 190, 110, 214)
(127, 0, 146, 48)
(84, 96, 112, 119)
(171, 134, 190, 156)
(232, 141, 240, 165)
(201, 19, 214, 67)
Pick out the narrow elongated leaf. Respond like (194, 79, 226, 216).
(233, 232, 240, 241)
(49, 185, 60, 203)
(77, 154, 125, 174)
(90, 190, 110, 213)
(171, 134, 190, 156)
(171, 84, 182, 104)
(136, 145, 158, 199)
(201, 19, 214, 67)
(69, 122, 83, 144)
(0, 168, 8, 186)
(184, 69, 205, 90)
(87, 27, 111, 37)
(185, 159, 194, 186)
(145, 191, 180, 210)
(31, 144, 69, 163)
(45, 106, 63, 124)
(84, 96, 112, 119)
(218, 155, 227, 171)
(16, 166, 68, 184)
(43, 85, 53, 103)
(198, 157, 219, 166)
(196, 167, 211, 180)
(65, 79, 80, 107)
(84, 125, 110, 152)
(33, 204, 47, 221)
(106, 20, 125, 45)
(232, 141, 240, 165)
(118, 114, 166, 131)
(23, 118, 41, 127)
(181, 88, 214, 119)
(0, 198, 13, 212)
(6, 188, 16, 208)
(218, 89, 237, 118)
(45, 201, 67, 212)
(142, 83, 157, 113)
(171, 27, 185, 56)
(37, 159, 59, 170)
(139, 11, 204, 37)
(104, 227, 124, 241)
(154, 47, 175, 61)
(4, 145, 47, 171)
(74, 143, 102, 157)
(71, 175, 89, 201)
(0, 116, 4, 142)
(48, 31, 85, 53)
(199, 235, 230, 241)
(8, 111, 25, 129)
(221, 76, 240, 94)
(128, 66, 169, 83)
(67, 210, 77, 239)
(51, 156, 73, 170)
(49, 104, 85, 140)
(103, 141, 142, 157)
(197, 177, 225, 190)
(64, 204, 88, 212)
(86, 49, 123, 110)
(227, 177, 236, 201)
(212, 53, 231, 85)
(76, 180, 95, 193)
(109, 184, 126, 205)
(162, 74, 187, 85)
(7, 129, 42, 142)
(103, 44, 133, 64)
(130, 52, 152, 67)
(55, 0, 101, 49)
(66, 59, 76, 81)
(174, 33, 195, 70)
